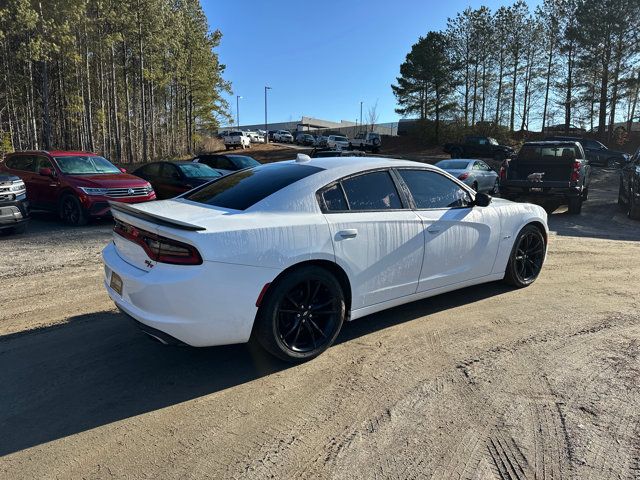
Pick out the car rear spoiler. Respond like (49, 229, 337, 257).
(108, 201, 206, 231)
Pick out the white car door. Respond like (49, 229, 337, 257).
(319, 170, 424, 309)
(395, 168, 501, 292)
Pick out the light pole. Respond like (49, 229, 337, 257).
(264, 86, 271, 143)
(236, 95, 242, 128)
(360, 101, 363, 131)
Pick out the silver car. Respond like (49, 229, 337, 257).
(435, 159, 499, 193)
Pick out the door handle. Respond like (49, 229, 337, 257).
(427, 228, 441, 234)
(337, 229, 358, 239)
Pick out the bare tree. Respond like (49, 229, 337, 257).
(366, 100, 379, 132)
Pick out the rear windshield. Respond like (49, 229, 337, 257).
(177, 163, 221, 178)
(228, 155, 260, 169)
(518, 145, 582, 161)
(183, 163, 323, 210)
(436, 160, 471, 170)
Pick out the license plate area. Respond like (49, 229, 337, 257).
(530, 187, 543, 192)
(110, 271, 123, 296)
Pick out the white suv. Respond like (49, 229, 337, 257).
(224, 131, 251, 150)
(273, 130, 294, 143)
(326, 135, 350, 150)
(349, 132, 382, 152)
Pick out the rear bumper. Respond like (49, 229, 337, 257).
(500, 184, 584, 201)
(102, 242, 279, 347)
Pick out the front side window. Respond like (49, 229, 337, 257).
(184, 163, 323, 210)
(341, 171, 402, 211)
(54, 156, 120, 175)
(398, 169, 472, 209)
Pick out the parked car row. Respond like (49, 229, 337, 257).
(442, 135, 637, 219)
(0, 150, 265, 234)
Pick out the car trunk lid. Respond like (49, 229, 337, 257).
(109, 199, 228, 271)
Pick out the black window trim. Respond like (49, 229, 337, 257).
(316, 167, 411, 214)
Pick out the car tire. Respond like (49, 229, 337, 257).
(472, 181, 478, 192)
(568, 197, 583, 214)
(253, 265, 346, 362)
(491, 179, 499, 195)
(618, 179, 627, 208)
(503, 225, 546, 288)
(628, 188, 640, 220)
(60, 194, 88, 226)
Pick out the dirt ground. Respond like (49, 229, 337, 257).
(1, 165, 639, 479)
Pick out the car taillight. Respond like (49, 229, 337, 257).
(114, 220, 202, 265)
(499, 160, 509, 181)
(570, 161, 581, 182)
(458, 172, 470, 180)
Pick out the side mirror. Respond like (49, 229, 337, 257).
(474, 192, 492, 207)
(119, 167, 127, 173)
(39, 167, 54, 177)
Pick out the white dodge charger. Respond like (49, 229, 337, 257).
(102, 155, 548, 361)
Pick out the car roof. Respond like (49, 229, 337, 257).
(248, 156, 449, 213)
(7, 150, 97, 157)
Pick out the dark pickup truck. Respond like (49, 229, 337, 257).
(545, 136, 629, 167)
(443, 135, 515, 161)
(499, 141, 591, 214)
(0, 173, 30, 234)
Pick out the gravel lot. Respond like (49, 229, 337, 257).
(1, 167, 639, 479)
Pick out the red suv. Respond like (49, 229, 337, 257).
(0, 151, 156, 225)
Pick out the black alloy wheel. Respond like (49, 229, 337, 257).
(60, 194, 88, 226)
(254, 266, 345, 362)
(504, 225, 546, 288)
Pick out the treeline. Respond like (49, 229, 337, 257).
(0, 0, 231, 162)
(393, 0, 640, 143)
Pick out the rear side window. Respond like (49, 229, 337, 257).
(398, 169, 472, 209)
(140, 163, 162, 176)
(322, 184, 348, 211)
(341, 171, 402, 210)
(184, 163, 323, 210)
(6, 155, 36, 172)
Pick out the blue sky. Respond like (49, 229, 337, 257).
(202, 0, 542, 128)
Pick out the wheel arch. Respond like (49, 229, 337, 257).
(258, 259, 352, 318)
(525, 220, 548, 245)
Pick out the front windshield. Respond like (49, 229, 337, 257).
(335, 136, 348, 142)
(488, 138, 499, 146)
(178, 163, 221, 178)
(54, 156, 120, 175)
(230, 156, 260, 169)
